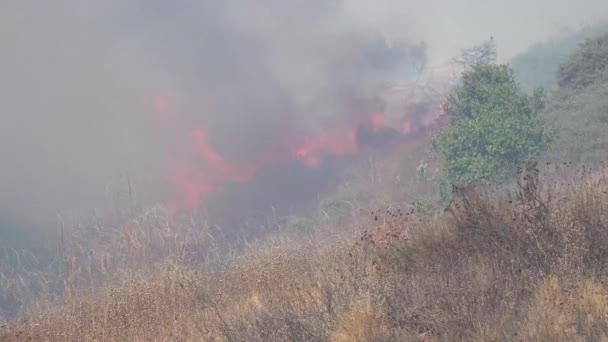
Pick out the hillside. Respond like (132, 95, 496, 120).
(3, 165, 608, 341)
(541, 32, 608, 165)
(511, 21, 608, 92)
(3, 19, 608, 342)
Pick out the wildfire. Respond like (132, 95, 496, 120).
(165, 128, 259, 211)
(291, 127, 358, 168)
(153, 95, 168, 116)
(146, 94, 443, 215)
(369, 113, 386, 132)
(190, 128, 257, 183)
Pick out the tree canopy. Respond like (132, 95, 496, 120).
(436, 64, 552, 185)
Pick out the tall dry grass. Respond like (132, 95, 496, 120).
(4, 163, 608, 340)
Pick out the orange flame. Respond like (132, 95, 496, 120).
(144, 95, 444, 214)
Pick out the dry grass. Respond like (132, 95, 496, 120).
(3, 163, 608, 340)
(523, 275, 608, 341)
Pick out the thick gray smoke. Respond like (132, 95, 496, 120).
(0, 0, 426, 228)
(0, 0, 607, 232)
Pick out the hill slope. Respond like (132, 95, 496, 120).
(542, 33, 608, 164)
(511, 22, 608, 92)
(4, 165, 608, 341)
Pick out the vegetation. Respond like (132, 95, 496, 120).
(2, 164, 608, 341)
(558, 33, 608, 90)
(452, 36, 497, 67)
(511, 21, 608, 92)
(435, 64, 551, 185)
(542, 33, 608, 165)
(3, 25, 608, 342)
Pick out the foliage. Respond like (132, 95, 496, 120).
(511, 21, 608, 92)
(436, 64, 552, 184)
(557, 33, 608, 90)
(543, 82, 608, 165)
(412, 198, 435, 215)
(541, 33, 608, 165)
(438, 177, 454, 203)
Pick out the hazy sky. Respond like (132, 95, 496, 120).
(0, 0, 606, 227)
(343, 0, 608, 63)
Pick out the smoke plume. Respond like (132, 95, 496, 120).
(0, 0, 606, 230)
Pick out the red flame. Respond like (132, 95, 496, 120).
(166, 128, 259, 210)
(400, 119, 413, 135)
(190, 128, 257, 183)
(144, 94, 443, 215)
(369, 113, 386, 132)
(291, 127, 358, 168)
(154, 95, 169, 115)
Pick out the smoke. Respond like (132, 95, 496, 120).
(342, 0, 608, 63)
(0, 0, 607, 230)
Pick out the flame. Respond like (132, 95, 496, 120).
(168, 158, 214, 210)
(153, 95, 169, 115)
(144, 95, 444, 215)
(190, 128, 257, 183)
(401, 119, 413, 135)
(166, 128, 259, 210)
(369, 113, 386, 132)
(291, 127, 358, 168)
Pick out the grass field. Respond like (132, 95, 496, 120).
(2, 163, 608, 341)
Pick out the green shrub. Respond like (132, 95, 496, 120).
(436, 64, 552, 185)
(412, 198, 435, 215)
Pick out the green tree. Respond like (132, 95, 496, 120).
(435, 64, 552, 185)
